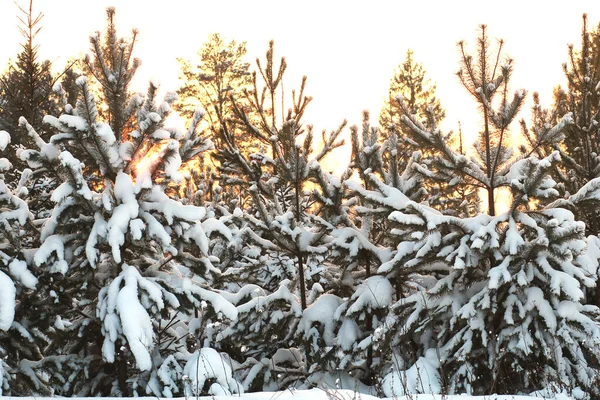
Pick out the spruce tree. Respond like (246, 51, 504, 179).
(0, 1, 56, 140)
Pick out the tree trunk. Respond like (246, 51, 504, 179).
(297, 252, 307, 310)
(116, 343, 129, 396)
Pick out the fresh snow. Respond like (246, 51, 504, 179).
(0, 130, 10, 150)
(381, 349, 441, 397)
(0, 389, 580, 400)
(183, 348, 240, 396)
(0, 270, 16, 331)
(8, 259, 37, 289)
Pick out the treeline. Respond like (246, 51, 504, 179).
(1, 3, 600, 398)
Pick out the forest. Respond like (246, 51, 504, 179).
(0, 2, 600, 399)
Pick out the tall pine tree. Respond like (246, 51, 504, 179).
(368, 25, 599, 396)
(16, 8, 238, 396)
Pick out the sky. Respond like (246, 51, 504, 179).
(0, 0, 597, 148)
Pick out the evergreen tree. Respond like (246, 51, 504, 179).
(16, 9, 237, 396)
(0, 1, 56, 140)
(379, 49, 445, 133)
(379, 50, 475, 216)
(537, 14, 600, 236)
(0, 0, 74, 187)
(176, 33, 251, 125)
(365, 26, 600, 396)
(175, 34, 252, 205)
(211, 41, 348, 391)
(0, 130, 40, 396)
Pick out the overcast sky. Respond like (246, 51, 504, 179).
(0, 0, 597, 147)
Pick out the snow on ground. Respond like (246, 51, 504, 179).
(0, 388, 578, 400)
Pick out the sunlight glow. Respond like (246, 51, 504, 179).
(0, 0, 597, 213)
(0, 0, 594, 138)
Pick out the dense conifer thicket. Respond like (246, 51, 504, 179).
(2, 3, 600, 398)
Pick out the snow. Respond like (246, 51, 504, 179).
(107, 200, 139, 263)
(59, 151, 93, 200)
(142, 187, 206, 224)
(180, 278, 237, 320)
(50, 181, 73, 203)
(0, 389, 578, 400)
(115, 282, 154, 370)
(0, 158, 10, 171)
(346, 276, 394, 315)
(58, 114, 88, 131)
(34, 234, 69, 274)
(99, 265, 161, 371)
(106, 173, 140, 263)
(95, 122, 116, 145)
(183, 348, 240, 396)
(0, 270, 16, 331)
(0, 130, 10, 151)
(301, 294, 343, 346)
(86, 213, 107, 268)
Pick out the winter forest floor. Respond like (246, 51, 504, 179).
(0, 388, 579, 400)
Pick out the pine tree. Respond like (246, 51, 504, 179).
(175, 34, 252, 204)
(379, 50, 476, 216)
(175, 33, 251, 125)
(0, 130, 41, 396)
(16, 8, 238, 396)
(541, 14, 600, 236)
(366, 26, 600, 396)
(0, 0, 73, 186)
(210, 41, 348, 391)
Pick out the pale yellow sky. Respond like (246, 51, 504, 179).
(0, 0, 596, 146)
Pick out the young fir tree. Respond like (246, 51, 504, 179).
(16, 8, 238, 396)
(366, 26, 600, 396)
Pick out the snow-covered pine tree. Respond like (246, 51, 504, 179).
(0, 130, 41, 396)
(534, 15, 600, 236)
(16, 8, 238, 396)
(376, 150, 600, 395)
(367, 26, 600, 396)
(314, 111, 423, 385)
(174, 34, 253, 206)
(379, 50, 476, 216)
(208, 41, 349, 391)
(517, 15, 600, 308)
